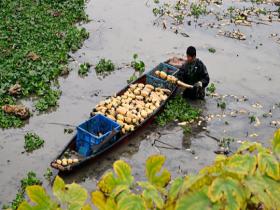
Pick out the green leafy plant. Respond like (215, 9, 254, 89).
(156, 95, 201, 126)
(249, 115, 256, 124)
(35, 89, 61, 111)
(18, 129, 280, 210)
(44, 168, 53, 182)
(95, 59, 115, 75)
(0, 0, 89, 128)
(206, 83, 216, 93)
(208, 48, 216, 53)
(4, 171, 41, 210)
(131, 54, 145, 73)
(78, 62, 91, 76)
(190, 3, 207, 18)
(217, 100, 226, 110)
(24, 133, 44, 152)
(127, 74, 138, 84)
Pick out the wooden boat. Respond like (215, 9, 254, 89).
(50, 72, 177, 172)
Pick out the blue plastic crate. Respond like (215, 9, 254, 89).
(146, 63, 179, 90)
(76, 114, 121, 156)
(148, 63, 179, 78)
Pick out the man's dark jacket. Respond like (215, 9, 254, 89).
(176, 58, 210, 99)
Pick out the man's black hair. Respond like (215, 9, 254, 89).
(186, 46, 196, 57)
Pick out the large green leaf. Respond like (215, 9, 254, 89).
(244, 175, 280, 209)
(91, 191, 106, 210)
(53, 176, 88, 209)
(175, 190, 212, 210)
(167, 177, 184, 203)
(181, 173, 212, 193)
(257, 152, 280, 180)
(145, 155, 171, 188)
(18, 185, 58, 210)
(208, 177, 247, 210)
(113, 160, 134, 186)
(224, 154, 257, 177)
(81, 204, 92, 210)
(97, 172, 117, 195)
(272, 128, 280, 159)
(237, 141, 262, 153)
(117, 194, 145, 210)
(91, 191, 117, 210)
(111, 185, 130, 202)
(18, 201, 33, 210)
(138, 181, 164, 209)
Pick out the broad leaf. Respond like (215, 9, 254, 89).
(97, 172, 117, 195)
(18, 201, 33, 210)
(181, 174, 212, 193)
(53, 176, 87, 209)
(175, 190, 212, 210)
(138, 181, 164, 209)
(167, 177, 184, 202)
(20, 185, 57, 210)
(257, 152, 280, 180)
(111, 185, 130, 202)
(208, 177, 247, 210)
(113, 160, 134, 186)
(225, 154, 257, 177)
(244, 175, 280, 209)
(237, 141, 262, 153)
(145, 155, 171, 188)
(117, 194, 145, 210)
(272, 128, 280, 159)
(81, 204, 92, 210)
(91, 191, 106, 210)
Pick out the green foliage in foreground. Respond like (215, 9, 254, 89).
(156, 95, 201, 126)
(95, 59, 115, 75)
(17, 129, 280, 210)
(24, 133, 45, 152)
(0, 0, 89, 128)
(3, 172, 41, 210)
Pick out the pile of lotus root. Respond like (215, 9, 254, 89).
(92, 83, 170, 134)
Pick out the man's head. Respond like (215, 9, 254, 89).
(186, 46, 196, 63)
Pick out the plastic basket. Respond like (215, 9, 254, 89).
(76, 114, 121, 156)
(148, 63, 179, 78)
(146, 63, 179, 90)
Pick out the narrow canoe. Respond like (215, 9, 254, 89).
(50, 73, 177, 172)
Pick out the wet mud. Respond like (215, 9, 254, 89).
(1, 0, 280, 204)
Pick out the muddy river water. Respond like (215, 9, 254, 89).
(1, 0, 280, 205)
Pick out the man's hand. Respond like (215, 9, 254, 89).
(194, 81, 202, 88)
(193, 81, 205, 99)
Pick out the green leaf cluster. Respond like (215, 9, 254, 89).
(17, 129, 280, 210)
(78, 62, 91, 77)
(131, 54, 145, 73)
(95, 59, 115, 75)
(156, 95, 201, 126)
(206, 83, 216, 93)
(24, 133, 45, 152)
(0, 0, 89, 128)
(208, 48, 216, 53)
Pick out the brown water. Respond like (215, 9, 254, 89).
(1, 0, 280, 205)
